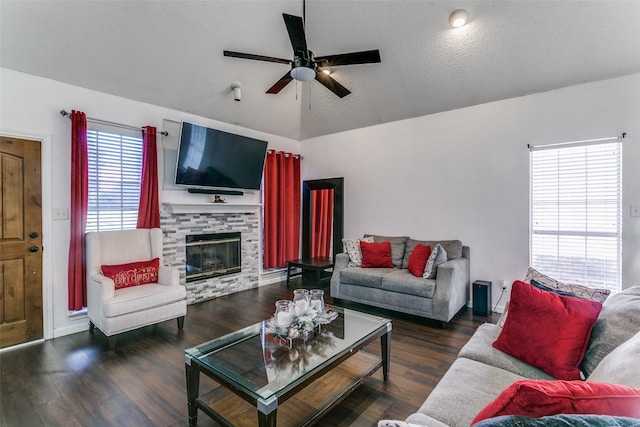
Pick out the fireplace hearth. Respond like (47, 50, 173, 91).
(185, 232, 241, 282)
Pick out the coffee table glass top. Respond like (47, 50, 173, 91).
(184, 306, 390, 402)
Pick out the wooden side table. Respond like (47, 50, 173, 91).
(286, 257, 334, 288)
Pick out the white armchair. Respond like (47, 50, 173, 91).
(86, 228, 186, 350)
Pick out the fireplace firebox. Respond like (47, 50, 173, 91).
(185, 232, 241, 282)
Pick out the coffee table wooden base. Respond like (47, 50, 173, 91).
(188, 351, 381, 427)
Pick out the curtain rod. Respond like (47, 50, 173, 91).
(527, 133, 626, 151)
(267, 149, 303, 160)
(60, 110, 169, 136)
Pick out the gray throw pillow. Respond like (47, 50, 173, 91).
(580, 284, 640, 377)
(587, 331, 640, 388)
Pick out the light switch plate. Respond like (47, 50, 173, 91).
(632, 205, 640, 217)
(52, 208, 69, 220)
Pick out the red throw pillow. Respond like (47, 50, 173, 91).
(492, 280, 602, 380)
(471, 379, 640, 424)
(360, 241, 394, 268)
(407, 244, 432, 277)
(101, 258, 160, 290)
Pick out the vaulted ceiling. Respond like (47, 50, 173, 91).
(2, 1, 639, 141)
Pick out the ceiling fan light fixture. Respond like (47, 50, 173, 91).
(321, 67, 332, 75)
(449, 9, 469, 28)
(290, 66, 316, 81)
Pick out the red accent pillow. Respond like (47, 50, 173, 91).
(471, 379, 640, 424)
(101, 258, 160, 290)
(360, 241, 394, 268)
(407, 244, 432, 277)
(492, 280, 602, 380)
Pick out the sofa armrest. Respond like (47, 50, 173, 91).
(158, 265, 180, 286)
(433, 258, 470, 322)
(330, 253, 350, 299)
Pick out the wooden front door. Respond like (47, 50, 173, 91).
(0, 136, 43, 348)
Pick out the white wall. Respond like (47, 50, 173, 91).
(0, 68, 300, 339)
(301, 73, 640, 308)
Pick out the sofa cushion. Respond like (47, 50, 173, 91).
(411, 357, 529, 427)
(588, 331, 640, 388)
(402, 239, 462, 268)
(339, 267, 395, 289)
(407, 244, 431, 277)
(423, 244, 447, 279)
(101, 258, 159, 290)
(581, 284, 640, 377)
(361, 241, 394, 268)
(493, 280, 602, 380)
(342, 236, 375, 267)
(458, 323, 555, 380)
(380, 270, 436, 299)
(471, 379, 640, 425)
(364, 234, 409, 268)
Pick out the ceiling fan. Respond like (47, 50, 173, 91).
(224, 13, 381, 98)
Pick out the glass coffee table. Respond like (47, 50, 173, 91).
(184, 306, 391, 426)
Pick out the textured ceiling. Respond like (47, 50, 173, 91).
(2, 1, 640, 141)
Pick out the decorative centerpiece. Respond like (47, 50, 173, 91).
(263, 289, 339, 379)
(265, 289, 338, 346)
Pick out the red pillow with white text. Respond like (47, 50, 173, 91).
(360, 241, 394, 268)
(471, 379, 640, 425)
(407, 244, 432, 277)
(492, 280, 602, 380)
(101, 258, 160, 290)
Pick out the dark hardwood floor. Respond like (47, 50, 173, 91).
(1, 279, 497, 427)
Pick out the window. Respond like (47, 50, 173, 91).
(86, 127, 143, 232)
(529, 138, 622, 292)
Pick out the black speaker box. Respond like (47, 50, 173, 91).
(473, 280, 492, 317)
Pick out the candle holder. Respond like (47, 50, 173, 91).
(309, 289, 325, 313)
(292, 289, 310, 316)
(274, 300, 293, 328)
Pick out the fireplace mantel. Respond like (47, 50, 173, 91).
(162, 202, 261, 214)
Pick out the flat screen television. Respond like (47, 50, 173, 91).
(175, 122, 268, 191)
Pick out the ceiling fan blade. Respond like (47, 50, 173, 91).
(223, 50, 291, 65)
(315, 49, 381, 67)
(282, 13, 308, 57)
(315, 72, 351, 98)
(266, 71, 294, 94)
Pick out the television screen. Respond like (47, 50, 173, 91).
(175, 122, 268, 191)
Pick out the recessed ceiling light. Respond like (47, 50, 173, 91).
(449, 9, 469, 28)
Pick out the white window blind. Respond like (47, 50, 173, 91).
(529, 138, 622, 292)
(87, 128, 143, 232)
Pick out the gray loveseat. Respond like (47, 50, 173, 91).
(330, 235, 470, 325)
(380, 284, 640, 427)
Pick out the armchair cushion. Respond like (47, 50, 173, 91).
(102, 283, 187, 318)
(101, 258, 159, 290)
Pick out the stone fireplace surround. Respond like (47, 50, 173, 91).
(160, 208, 260, 304)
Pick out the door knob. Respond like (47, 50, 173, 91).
(29, 231, 39, 238)
(29, 246, 39, 253)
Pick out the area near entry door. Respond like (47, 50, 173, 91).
(0, 136, 43, 348)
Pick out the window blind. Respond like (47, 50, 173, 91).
(87, 129, 143, 232)
(530, 138, 622, 292)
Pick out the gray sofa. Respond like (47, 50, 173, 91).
(330, 235, 470, 325)
(379, 284, 640, 427)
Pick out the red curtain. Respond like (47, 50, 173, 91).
(311, 189, 334, 258)
(263, 151, 301, 269)
(137, 126, 160, 228)
(68, 110, 88, 311)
